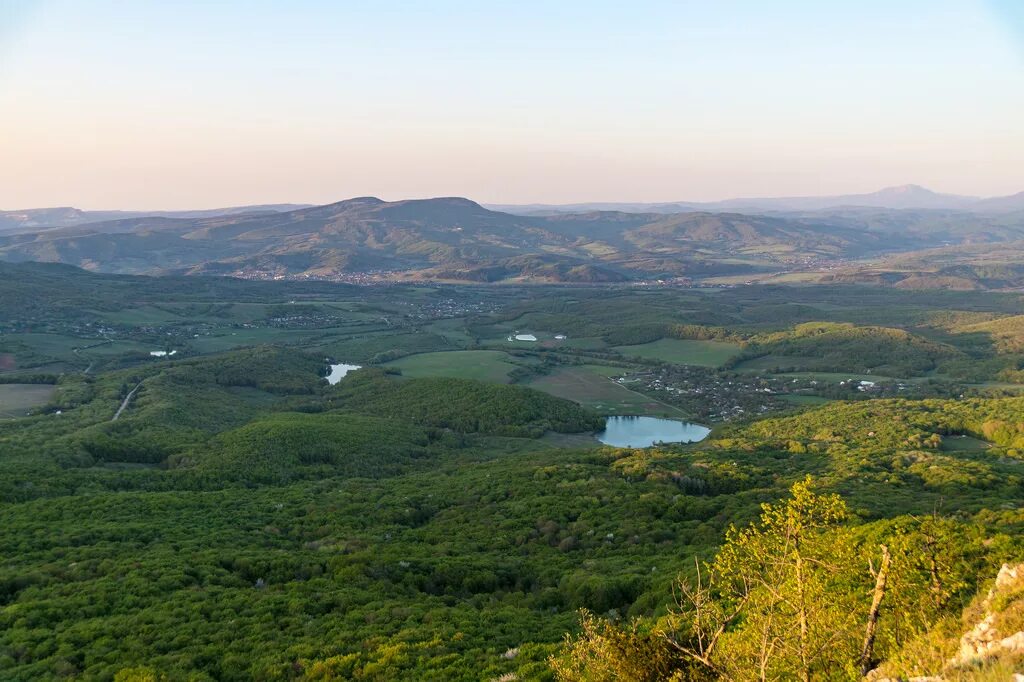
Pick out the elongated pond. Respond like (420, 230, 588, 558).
(597, 416, 710, 448)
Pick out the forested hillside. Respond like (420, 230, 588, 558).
(1, 265, 1023, 679)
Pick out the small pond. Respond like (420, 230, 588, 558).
(326, 363, 362, 385)
(597, 416, 710, 448)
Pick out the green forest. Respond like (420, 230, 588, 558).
(1, 263, 1023, 680)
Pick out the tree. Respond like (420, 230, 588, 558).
(550, 610, 710, 682)
(858, 544, 892, 675)
(667, 478, 864, 681)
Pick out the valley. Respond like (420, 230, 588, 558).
(5, 2, 1023, 678)
(1, 262, 1023, 679)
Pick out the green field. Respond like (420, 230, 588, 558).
(940, 434, 993, 452)
(613, 338, 741, 367)
(757, 370, 899, 384)
(527, 365, 687, 417)
(2, 333, 91, 358)
(550, 336, 607, 350)
(189, 328, 327, 353)
(733, 354, 818, 371)
(425, 318, 475, 344)
(0, 384, 55, 418)
(385, 350, 519, 383)
(780, 394, 833, 406)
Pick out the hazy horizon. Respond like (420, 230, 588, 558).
(2, 0, 1022, 210)
(1, 182, 1021, 214)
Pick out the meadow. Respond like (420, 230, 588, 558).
(612, 338, 741, 367)
(0, 383, 56, 418)
(385, 350, 520, 383)
(526, 365, 689, 417)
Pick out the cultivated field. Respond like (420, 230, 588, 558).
(385, 350, 518, 383)
(613, 338, 741, 367)
(527, 365, 687, 417)
(0, 384, 55, 419)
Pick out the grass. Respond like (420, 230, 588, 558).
(425, 318, 475, 345)
(97, 305, 189, 325)
(767, 370, 899, 383)
(526, 365, 687, 417)
(733, 357, 901, 383)
(189, 328, 326, 353)
(385, 350, 519, 383)
(2, 333, 92, 359)
(0, 384, 55, 419)
(613, 338, 741, 367)
(550, 336, 607, 350)
(780, 394, 833, 406)
(80, 340, 153, 357)
(940, 434, 992, 452)
(733, 354, 818, 371)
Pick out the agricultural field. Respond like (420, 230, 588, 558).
(385, 350, 520, 383)
(779, 394, 833, 407)
(526, 365, 688, 417)
(0, 383, 55, 418)
(188, 327, 333, 353)
(732, 362, 900, 384)
(732, 354, 820, 371)
(613, 338, 741, 367)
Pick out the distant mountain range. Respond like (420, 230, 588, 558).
(0, 204, 312, 233)
(1, 188, 1023, 283)
(488, 185, 1024, 215)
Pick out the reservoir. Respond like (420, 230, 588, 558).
(325, 363, 361, 385)
(597, 416, 710, 448)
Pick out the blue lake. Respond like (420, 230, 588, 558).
(597, 416, 710, 448)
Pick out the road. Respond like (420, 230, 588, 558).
(112, 381, 143, 421)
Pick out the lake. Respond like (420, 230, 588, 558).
(326, 363, 361, 385)
(597, 416, 710, 448)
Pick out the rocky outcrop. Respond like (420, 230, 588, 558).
(949, 563, 1024, 670)
(869, 562, 1024, 681)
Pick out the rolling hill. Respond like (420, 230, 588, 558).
(3, 195, 1024, 283)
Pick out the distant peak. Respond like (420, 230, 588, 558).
(877, 184, 934, 195)
(315, 196, 385, 210)
(427, 197, 481, 206)
(400, 197, 487, 210)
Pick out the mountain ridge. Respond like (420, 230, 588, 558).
(489, 184, 1024, 215)
(2, 194, 1024, 283)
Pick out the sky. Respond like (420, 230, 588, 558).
(0, 0, 1022, 209)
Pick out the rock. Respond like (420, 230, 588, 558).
(995, 563, 1021, 591)
(949, 562, 1024, 670)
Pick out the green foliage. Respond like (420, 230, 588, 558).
(698, 479, 861, 679)
(197, 347, 326, 394)
(2, 268, 1024, 680)
(550, 610, 709, 682)
(737, 322, 958, 376)
(196, 412, 430, 483)
(327, 370, 604, 437)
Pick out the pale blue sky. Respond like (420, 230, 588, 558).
(0, 0, 1021, 208)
